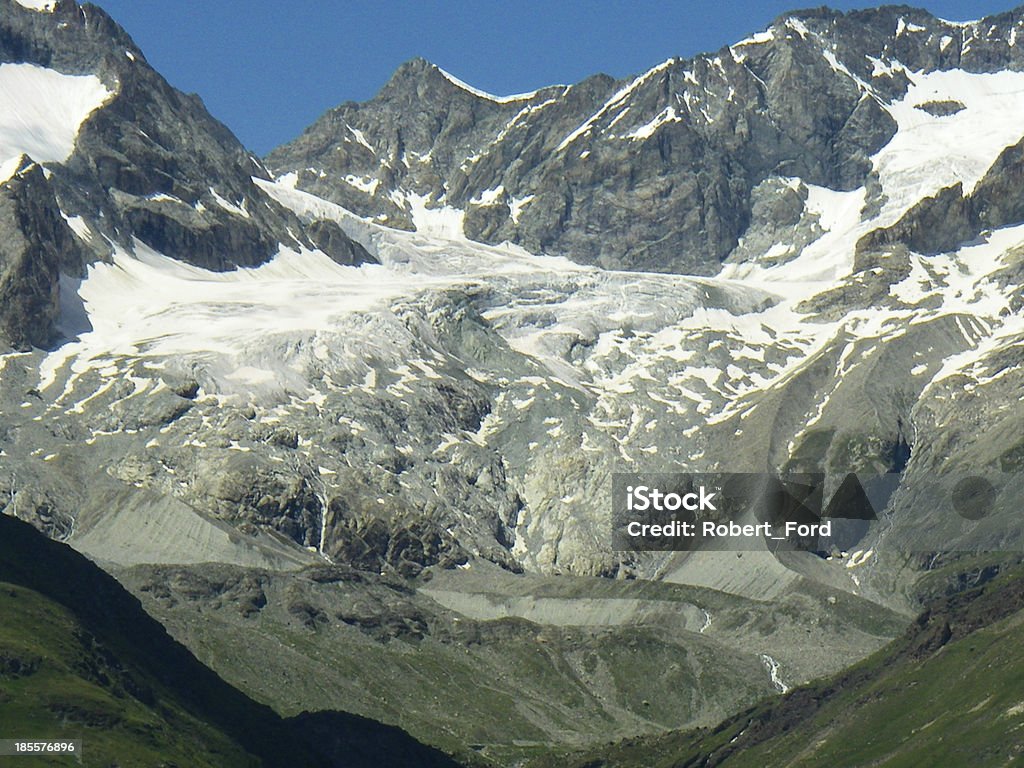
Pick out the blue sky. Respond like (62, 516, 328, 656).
(96, 1, 1017, 155)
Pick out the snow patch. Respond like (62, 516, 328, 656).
(510, 195, 535, 224)
(625, 106, 683, 140)
(725, 184, 866, 287)
(876, 69, 1024, 216)
(0, 156, 22, 184)
(556, 59, 675, 152)
(61, 213, 93, 242)
(436, 66, 545, 104)
(867, 56, 907, 78)
(346, 125, 374, 151)
(14, 0, 56, 11)
(785, 18, 811, 39)
(471, 185, 505, 206)
(846, 549, 875, 568)
(699, 609, 712, 633)
(896, 17, 927, 36)
(0, 63, 112, 165)
(344, 175, 380, 195)
(209, 188, 250, 219)
(405, 193, 465, 239)
(731, 27, 775, 60)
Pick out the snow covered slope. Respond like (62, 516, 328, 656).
(2, 0, 1023, 595)
(12, 0, 56, 11)
(0, 63, 110, 165)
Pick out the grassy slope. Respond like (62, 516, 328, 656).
(529, 560, 1024, 768)
(0, 513, 465, 768)
(0, 582, 258, 767)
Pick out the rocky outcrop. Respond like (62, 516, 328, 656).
(857, 130, 1024, 258)
(857, 184, 975, 256)
(0, 158, 86, 349)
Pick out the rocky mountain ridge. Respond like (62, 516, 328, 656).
(0, 0, 372, 349)
(268, 5, 1024, 274)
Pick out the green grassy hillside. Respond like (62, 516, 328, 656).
(0, 513, 465, 768)
(0, 581, 260, 767)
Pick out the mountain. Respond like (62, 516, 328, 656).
(0, 0, 372, 349)
(267, 6, 1024, 274)
(2, 0, 1024, 763)
(261, 2, 1024, 592)
(0, 512, 465, 768)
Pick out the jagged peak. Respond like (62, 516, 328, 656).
(375, 56, 461, 101)
(2, 0, 147, 72)
(773, 4, 1024, 35)
(779, 5, 936, 25)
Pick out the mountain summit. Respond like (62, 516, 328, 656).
(0, 0, 372, 348)
(268, 4, 1024, 273)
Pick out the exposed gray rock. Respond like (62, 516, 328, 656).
(266, 6, 1024, 276)
(858, 184, 975, 256)
(972, 134, 1024, 231)
(261, 7, 1024, 273)
(726, 177, 820, 267)
(915, 99, 966, 116)
(856, 130, 1024, 259)
(0, 158, 86, 349)
(0, 0, 372, 294)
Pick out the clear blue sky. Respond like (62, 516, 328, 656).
(95, 1, 1018, 155)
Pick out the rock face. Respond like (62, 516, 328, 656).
(0, 158, 85, 349)
(0, 0, 373, 349)
(268, 6, 1024, 275)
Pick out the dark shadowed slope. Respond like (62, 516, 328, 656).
(0, 512, 467, 768)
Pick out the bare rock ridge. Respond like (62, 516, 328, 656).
(0, 0, 374, 349)
(0, 157, 86, 349)
(268, 4, 1024, 274)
